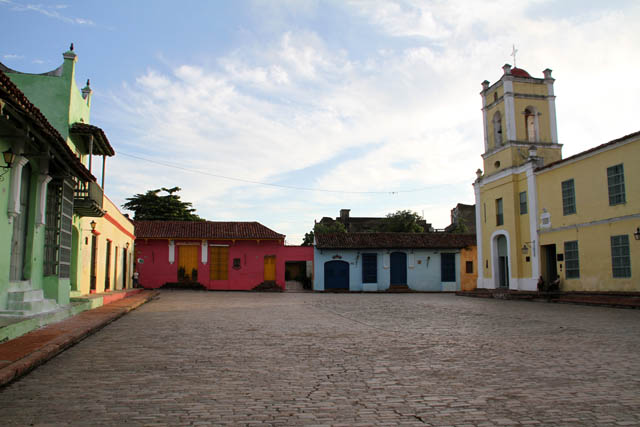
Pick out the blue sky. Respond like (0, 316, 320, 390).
(2, 0, 639, 243)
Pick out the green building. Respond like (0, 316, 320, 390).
(0, 45, 116, 321)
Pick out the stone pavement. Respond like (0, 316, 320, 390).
(0, 290, 158, 387)
(1, 290, 639, 426)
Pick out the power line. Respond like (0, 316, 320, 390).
(117, 151, 466, 195)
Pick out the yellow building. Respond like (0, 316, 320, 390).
(72, 196, 135, 295)
(474, 64, 639, 292)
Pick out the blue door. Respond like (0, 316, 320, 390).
(390, 252, 407, 285)
(324, 260, 349, 290)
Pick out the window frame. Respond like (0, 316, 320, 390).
(519, 191, 528, 215)
(209, 246, 229, 280)
(496, 198, 504, 226)
(610, 235, 631, 278)
(607, 164, 626, 206)
(561, 179, 576, 216)
(564, 240, 580, 279)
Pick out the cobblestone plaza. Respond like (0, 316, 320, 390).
(1, 291, 639, 426)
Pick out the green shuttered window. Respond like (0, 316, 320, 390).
(564, 240, 579, 279)
(607, 164, 626, 206)
(610, 235, 631, 278)
(562, 179, 576, 215)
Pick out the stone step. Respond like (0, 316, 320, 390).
(6, 299, 58, 314)
(8, 289, 44, 303)
(8, 280, 32, 292)
(0, 310, 31, 317)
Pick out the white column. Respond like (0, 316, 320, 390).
(201, 240, 207, 264)
(474, 182, 484, 288)
(35, 174, 53, 226)
(503, 79, 517, 142)
(526, 162, 540, 285)
(168, 240, 175, 264)
(7, 156, 29, 223)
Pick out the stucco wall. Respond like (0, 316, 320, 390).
(135, 239, 313, 291)
(313, 248, 460, 292)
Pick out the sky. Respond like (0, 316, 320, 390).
(2, 0, 639, 243)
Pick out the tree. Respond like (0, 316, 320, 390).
(122, 187, 203, 221)
(301, 221, 347, 246)
(378, 210, 425, 233)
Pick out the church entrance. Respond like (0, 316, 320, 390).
(494, 234, 509, 288)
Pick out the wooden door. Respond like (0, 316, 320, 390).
(178, 245, 199, 282)
(390, 252, 407, 285)
(104, 240, 112, 290)
(90, 235, 98, 291)
(264, 255, 276, 281)
(209, 246, 229, 280)
(324, 260, 349, 290)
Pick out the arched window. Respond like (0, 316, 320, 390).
(524, 107, 538, 142)
(492, 111, 503, 147)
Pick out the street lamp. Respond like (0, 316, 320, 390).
(0, 148, 16, 181)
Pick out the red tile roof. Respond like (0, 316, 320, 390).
(70, 123, 115, 156)
(536, 130, 640, 172)
(315, 232, 476, 249)
(0, 69, 95, 181)
(134, 221, 285, 240)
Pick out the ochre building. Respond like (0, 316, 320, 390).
(474, 64, 638, 292)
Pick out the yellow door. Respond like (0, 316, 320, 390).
(264, 255, 276, 281)
(209, 246, 229, 280)
(178, 245, 199, 281)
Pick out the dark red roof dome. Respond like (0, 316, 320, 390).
(511, 67, 531, 78)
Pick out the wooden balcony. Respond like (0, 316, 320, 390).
(73, 181, 105, 217)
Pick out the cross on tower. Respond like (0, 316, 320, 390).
(511, 45, 518, 68)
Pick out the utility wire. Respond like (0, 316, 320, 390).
(117, 151, 465, 195)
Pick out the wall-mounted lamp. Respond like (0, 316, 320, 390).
(634, 227, 640, 241)
(523, 240, 536, 256)
(90, 220, 97, 231)
(126, 242, 130, 249)
(0, 148, 16, 181)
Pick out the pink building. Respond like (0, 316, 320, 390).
(134, 221, 313, 291)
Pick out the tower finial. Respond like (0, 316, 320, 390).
(511, 44, 518, 68)
(86, 79, 90, 87)
(70, 43, 74, 51)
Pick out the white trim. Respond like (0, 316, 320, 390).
(546, 80, 558, 143)
(490, 230, 513, 290)
(35, 174, 52, 226)
(474, 182, 484, 288)
(503, 80, 516, 141)
(525, 163, 540, 279)
(201, 240, 207, 264)
(7, 156, 29, 223)
(482, 107, 489, 152)
(539, 213, 640, 234)
(168, 240, 175, 264)
(477, 163, 529, 186)
(535, 136, 638, 175)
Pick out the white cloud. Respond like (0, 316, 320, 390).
(103, 1, 640, 243)
(3, 54, 23, 59)
(2, 1, 95, 25)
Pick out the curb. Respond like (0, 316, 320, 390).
(0, 290, 158, 388)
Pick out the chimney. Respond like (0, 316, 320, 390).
(502, 63, 512, 75)
(339, 209, 350, 223)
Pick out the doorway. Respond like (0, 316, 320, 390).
(178, 245, 198, 282)
(9, 163, 31, 281)
(390, 252, 407, 285)
(264, 255, 276, 282)
(495, 235, 509, 288)
(104, 240, 112, 290)
(541, 244, 557, 284)
(90, 235, 98, 292)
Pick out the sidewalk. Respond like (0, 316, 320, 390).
(456, 289, 640, 308)
(0, 290, 158, 388)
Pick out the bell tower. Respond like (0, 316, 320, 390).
(479, 64, 562, 177)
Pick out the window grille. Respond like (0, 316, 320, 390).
(561, 179, 576, 215)
(362, 253, 377, 283)
(607, 164, 626, 206)
(610, 235, 631, 278)
(564, 241, 579, 279)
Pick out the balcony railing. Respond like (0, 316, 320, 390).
(73, 180, 105, 217)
